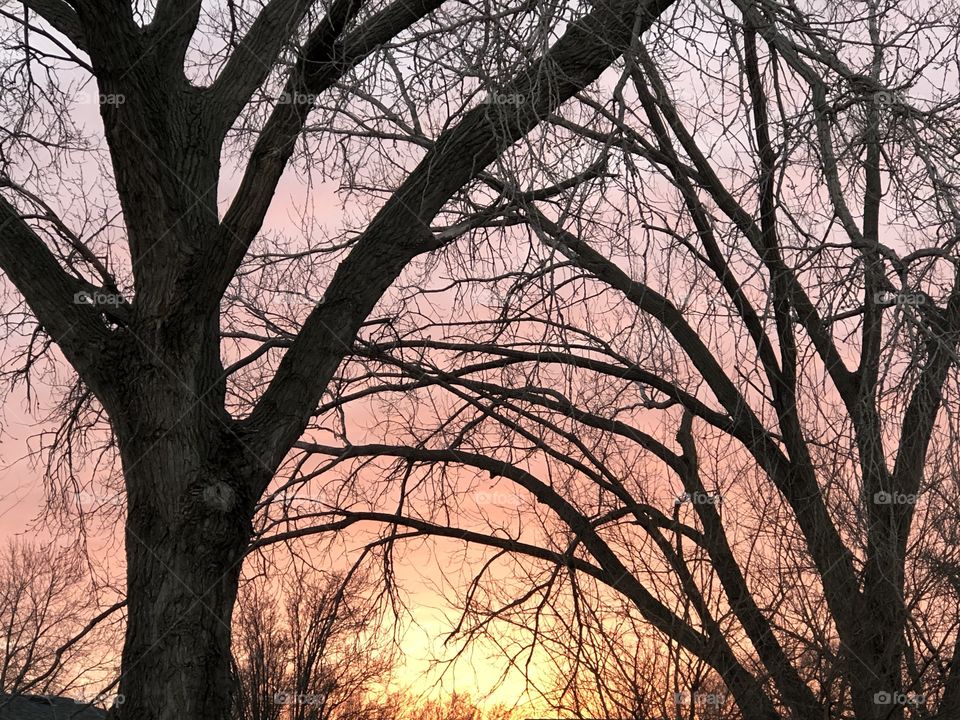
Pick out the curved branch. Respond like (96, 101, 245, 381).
(0, 194, 120, 404)
(237, 0, 680, 477)
(21, 0, 87, 51)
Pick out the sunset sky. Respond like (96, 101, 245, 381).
(2, 1, 958, 718)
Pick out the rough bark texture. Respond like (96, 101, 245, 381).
(106, 305, 259, 719)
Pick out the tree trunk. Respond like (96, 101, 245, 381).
(106, 317, 258, 720)
(114, 430, 249, 720)
(112, 438, 253, 720)
(116, 520, 243, 718)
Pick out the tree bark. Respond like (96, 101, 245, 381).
(116, 486, 247, 720)
(100, 304, 260, 720)
(111, 411, 258, 720)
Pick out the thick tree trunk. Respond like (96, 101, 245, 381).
(112, 438, 254, 720)
(105, 314, 258, 720)
(116, 512, 245, 719)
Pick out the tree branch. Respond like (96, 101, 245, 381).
(207, 0, 365, 134)
(237, 0, 679, 476)
(0, 194, 119, 403)
(196, 0, 446, 310)
(289, 441, 781, 720)
(21, 0, 87, 51)
(521, 204, 864, 647)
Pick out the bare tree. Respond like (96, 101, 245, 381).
(232, 583, 288, 720)
(285, 572, 394, 720)
(232, 568, 394, 720)
(0, 540, 116, 699)
(269, 0, 960, 718)
(0, 0, 679, 716)
(398, 692, 513, 720)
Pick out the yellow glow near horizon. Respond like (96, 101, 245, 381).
(391, 604, 552, 714)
